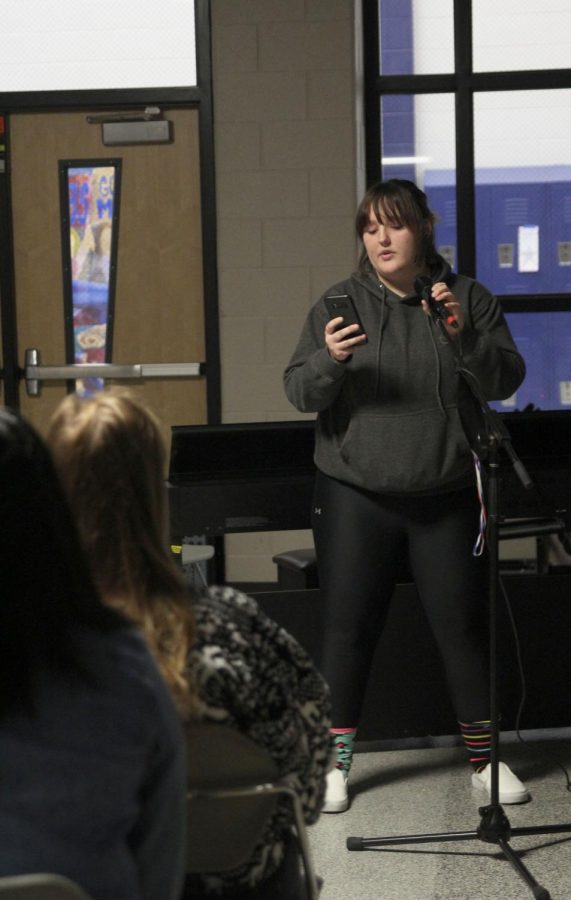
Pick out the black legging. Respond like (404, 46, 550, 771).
(312, 470, 490, 727)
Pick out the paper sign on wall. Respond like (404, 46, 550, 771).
(518, 225, 539, 273)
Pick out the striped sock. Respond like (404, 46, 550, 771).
(459, 719, 491, 772)
(331, 727, 357, 777)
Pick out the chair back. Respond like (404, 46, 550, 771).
(0, 874, 92, 900)
(186, 722, 320, 898)
(187, 722, 280, 873)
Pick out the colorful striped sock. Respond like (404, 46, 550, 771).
(331, 727, 357, 777)
(459, 719, 491, 772)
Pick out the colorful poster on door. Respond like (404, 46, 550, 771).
(63, 162, 120, 395)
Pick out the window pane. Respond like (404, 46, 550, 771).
(473, 1, 571, 73)
(490, 311, 571, 412)
(381, 93, 457, 269)
(474, 90, 571, 294)
(1, 0, 197, 91)
(379, 0, 454, 76)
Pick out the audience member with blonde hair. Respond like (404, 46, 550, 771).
(47, 387, 331, 898)
(0, 406, 186, 900)
(47, 388, 195, 718)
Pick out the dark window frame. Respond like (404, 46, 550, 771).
(362, 0, 571, 312)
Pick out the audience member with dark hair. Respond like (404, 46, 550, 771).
(48, 387, 331, 898)
(0, 407, 186, 900)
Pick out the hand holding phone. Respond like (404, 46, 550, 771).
(324, 294, 367, 361)
(325, 295, 366, 336)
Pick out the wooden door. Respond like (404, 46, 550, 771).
(8, 108, 207, 450)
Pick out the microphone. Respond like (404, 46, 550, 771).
(413, 275, 458, 330)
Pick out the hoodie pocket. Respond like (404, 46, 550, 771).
(338, 409, 471, 492)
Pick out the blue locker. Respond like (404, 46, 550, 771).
(548, 173, 571, 293)
(495, 312, 553, 411)
(490, 310, 571, 413)
(424, 170, 457, 273)
(476, 168, 549, 295)
(550, 311, 571, 408)
(424, 168, 495, 286)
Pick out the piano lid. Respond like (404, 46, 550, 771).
(166, 413, 571, 534)
(495, 411, 571, 523)
(169, 419, 317, 484)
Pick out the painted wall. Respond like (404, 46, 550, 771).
(210, 0, 363, 582)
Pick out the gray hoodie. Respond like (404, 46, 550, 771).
(284, 258, 525, 496)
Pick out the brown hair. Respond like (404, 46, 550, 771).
(355, 178, 439, 271)
(47, 387, 196, 718)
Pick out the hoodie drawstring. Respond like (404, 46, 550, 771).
(426, 317, 448, 418)
(374, 286, 387, 399)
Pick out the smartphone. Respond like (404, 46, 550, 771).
(324, 294, 367, 342)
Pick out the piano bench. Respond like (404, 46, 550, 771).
(273, 546, 418, 588)
(272, 548, 319, 590)
(272, 519, 570, 591)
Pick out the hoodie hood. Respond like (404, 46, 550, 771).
(352, 254, 453, 307)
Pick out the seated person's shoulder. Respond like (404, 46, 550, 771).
(191, 585, 265, 635)
(188, 586, 328, 705)
(74, 623, 180, 719)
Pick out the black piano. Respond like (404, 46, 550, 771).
(167, 412, 571, 547)
(168, 420, 316, 538)
(495, 411, 571, 525)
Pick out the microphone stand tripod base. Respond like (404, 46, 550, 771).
(477, 802, 511, 844)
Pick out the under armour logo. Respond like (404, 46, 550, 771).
(314, 507, 322, 515)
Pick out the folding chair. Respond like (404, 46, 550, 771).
(186, 723, 321, 899)
(0, 874, 92, 900)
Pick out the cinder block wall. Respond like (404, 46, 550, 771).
(211, 0, 364, 582)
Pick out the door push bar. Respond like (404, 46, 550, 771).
(24, 348, 205, 397)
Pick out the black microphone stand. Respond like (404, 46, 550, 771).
(346, 309, 571, 900)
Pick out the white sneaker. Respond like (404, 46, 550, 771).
(322, 768, 349, 813)
(472, 761, 530, 804)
